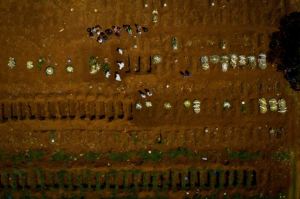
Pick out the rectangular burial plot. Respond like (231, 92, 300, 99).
(230, 99, 239, 117)
(79, 101, 86, 119)
(97, 101, 106, 119)
(157, 172, 163, 189)
(215, 100, 222, 116)
(127, 172, 134, 189)
(130, 56, 139, 73)
(178, 103, 194, 125)
(124, 56, 130, 73)
(161, 131, 175, 146)
(58, 101, 67, 119)
(208, 99, 216, 117)
(223, 127, 234, 147)
(200, 99, 209, 117)
(88, 101, 96, 120)
(233, 170, 244, 187)
(28, 101, 36, 119)
(125, 102, 133, 120)
(105, 101, 115, 121)
(37, 102, 47, 120)
(174, 171, 182, 189)
(19, 102, 27, 120)
(44, 172, 51, 189)
(139, 56, 150, 73)
(68, 100, 76, 119)
(11, 102, 18, 120)
(248, 99, 259, 115)
(116, 101, 124, 119)
(48, 102, 58, 119)
(142, 173, 149, 189)
(132, 101, 146, 121)
(90, 172, 96, 189)
(117, 172, 124, 189)
(184, 129, 194, 144)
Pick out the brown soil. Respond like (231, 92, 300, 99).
(0, 0, 298, 198)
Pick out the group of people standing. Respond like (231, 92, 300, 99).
(87, 24, 148, 45)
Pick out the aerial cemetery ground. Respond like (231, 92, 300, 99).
(0, 0, 299, 198)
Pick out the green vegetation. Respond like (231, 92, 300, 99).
(169, 148, 205, 160)
(84, 152, 101, 159)
(152, 173, 158, 195)
(102, 62, 111, 73)
(114, 171, 119, 190)
(4, 150, 44, 163)
(83, 169, 92, 191)
(96, 172, 101, 193)
(50, 151, 69, 162)
(31, 170, 37, 190)
(20, 190, 39, 199)
(171, 171, 176, 190)
(218, 169, 224, 189)
(1, 148, 260, 167)
(37, 58, 46, 71)
(226, 149, 261, 161)
(49, 172, 55, 190)
(108, 152, 134, 162)
(8, 153, 25, 163)
(245, 171, 251, 188)
(143, 173, 148, 190)
(241, 104, 247, 114)
(58, 170, 67, 190)
(236, 170, 242, 187)
(162, 172, 168, 193)
(228, 170, 234, 187)
(2, 167, 277, 199)
(199, 170, 205, 188)
(274, 149, 291, 162)
(133, 132, 138, 145)
(27, 150, 44, 162)
(36, 167, 45, 190)
(190, 170, 195, 188)
(11, 172, 18, 190)
(208, 170, 214, 188)
(123, 171, 129, 191)
(105, 173, 110, 189)
(138, 149, 164, 162)
(77, 173, 83, 193)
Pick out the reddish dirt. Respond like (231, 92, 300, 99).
(0, 0, 298, 198)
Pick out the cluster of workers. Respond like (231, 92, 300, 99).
(87, 24, 148, 45)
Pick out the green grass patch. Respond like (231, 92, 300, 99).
(226, 149, 260, 161)
(50, 151, 70, 162)
(102, 62, 111, 73)
(8, 153, 25, 163)
(37, 58, 46, 71)
(138, 149, 164, 162)
(133, 132, 138, 146)
(27, 150, 44, 163)
(84, 152, 101, 159)
(108, 152, 134, 162)
(274, 149, 291, 162)
(241, 104, 247, 114)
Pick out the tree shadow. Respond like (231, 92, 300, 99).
(268, 12, 300, 91)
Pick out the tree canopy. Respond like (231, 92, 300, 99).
(269, 12, 300, 90)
